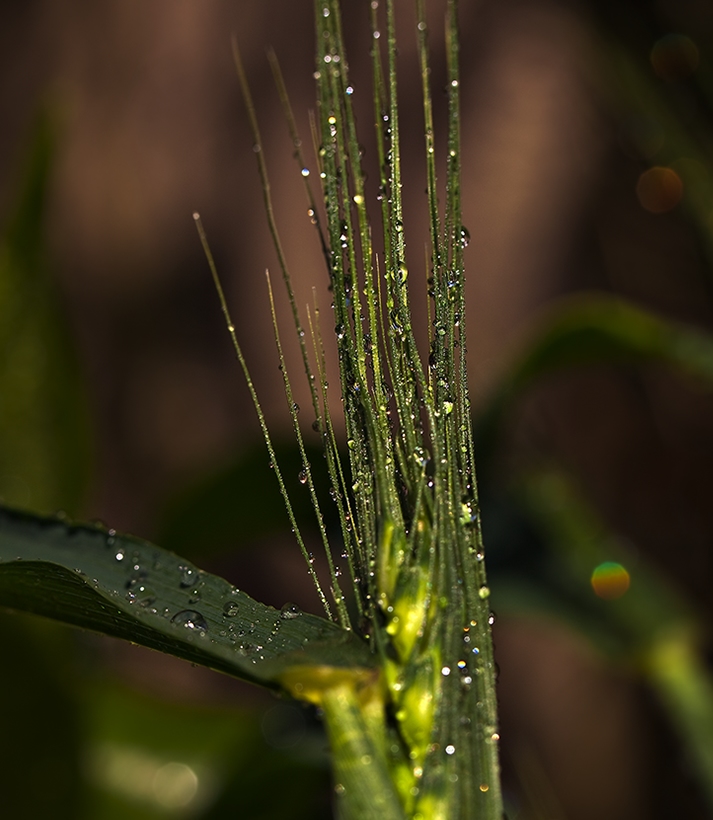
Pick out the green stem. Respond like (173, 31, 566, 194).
(322, 683, 406, 820)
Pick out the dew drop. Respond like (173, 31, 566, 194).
(478, 585, 490, 600)
(280, 602, 303, 620)
(445, 744, 456, 755)
(459, 225, 470, 248)
(298, 468, 308, 485)
(178, 565, 198, 588)
(171, 609, 208, 633)
(301, 167, 310, 177)
(223, 601, 240, 617)
(114, 548, 125, 562)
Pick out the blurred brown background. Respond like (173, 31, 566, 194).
(2, 0, 713, 818)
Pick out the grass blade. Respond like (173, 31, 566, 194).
(0, 506, 373, 689)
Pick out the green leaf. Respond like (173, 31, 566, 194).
(321, 684, 405, 820)
(0, 113, 91, 514)
(646, 635, 713, 812)
(513, 470, 713, 813)
(157, 440, 334, 561)
(479, 293, 713, 454)
(0, 506, 373, 690)
(81, 679, 331, 820)
(0, 614, 82, 819)
(517, 470, 694, 656)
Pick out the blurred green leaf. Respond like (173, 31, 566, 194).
(157, 441, 334, 560)
(0, 113, 95, 818)
(0, 612, 82, 819)
(80, 680, 331, 820)
(646, 635, 713, 812)
(517, 470, 694, 655)
(479, 293, 713, 455)
(0, 113, 91, 515)
(511, 470, 713, 813)
(0, 506, 374, 691)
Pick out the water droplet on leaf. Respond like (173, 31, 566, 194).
(178, 565, 198, 588)
(280, 602, 303, 620)
(171, 610, 208, 633)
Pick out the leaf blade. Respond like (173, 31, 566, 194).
(0, 506, 373, 689)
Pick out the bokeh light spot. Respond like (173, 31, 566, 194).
(636, 167, 683, 214)
(591, 562, 630, 600)
(152, 762, 199, 809)
(651, 34, 699, 81)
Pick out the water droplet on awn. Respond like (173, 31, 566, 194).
(223, 601, 240, 617)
